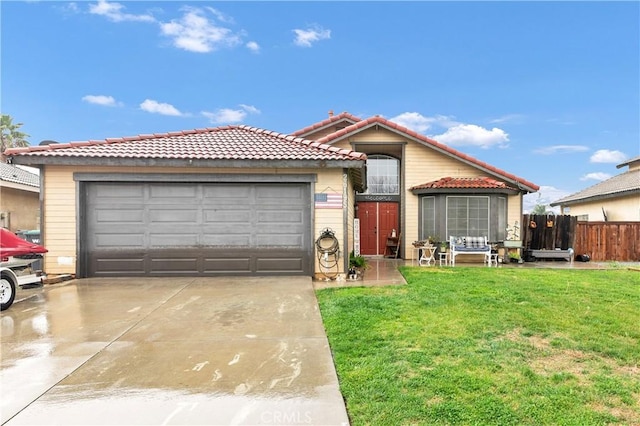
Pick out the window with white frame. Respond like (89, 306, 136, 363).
(447, 196, 489, 237)
(362, 155, 399, 195)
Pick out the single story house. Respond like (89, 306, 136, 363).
(5, 111, 539, 278)
(550, 156, 640, 222)
(0, 162, 41, 231)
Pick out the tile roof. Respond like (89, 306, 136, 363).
(5, 125, 367, 163)
(291, 112, 362, 136)
(314, 115, 539, 192)
(410, 177, 518, 191)
(550, 169, 640, 206)
(0, 163, 39, 188)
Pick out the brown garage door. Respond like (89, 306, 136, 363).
(84, 182, 311, 277)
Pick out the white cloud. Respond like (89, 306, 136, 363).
(533, 145, 590, 155)
(580, 172, 611, 181)
(489, 114, 524, 124)
(590, 149, 627, 164)
(160, 7, 242, 53)
(524, 186, 568, 214)
(246, 41, 260, 52)
(139, 99, 184, 116)
(89, 0, 155, 23)
(205, 7, 234, 24)
(390, 112, 433, 133)
(390, 112, 458, 133)
(239, 104, 260, 114)
(430, 124, 509, 149)
(201, 104, 260, 124)
(82, 95, 122, 107)
(293, 25, 331, 47)
(56, 2, 79, 14)
(388, 112, 508, 148)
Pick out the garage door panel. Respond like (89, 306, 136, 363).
(256, 234, 304, 247)
(201, 234, 252, 246)
(93, 184, 144, 200)
(149, 209, 199, 223)
(149, 185, 198, 200)
(94, 256, 146, 275)
(95, 208, 145, 223)
(95, 233, 145, 248)
(150, 258, 199, 274)
(256, 223, 305, 235)
(204, 257, 252, 273)
(257, 258, 304, 273)
(149, 234, 200, 247)
(86, 182, 310, 276)
(204, 209, 251, 223)
(257, 210, 304, 224)
(256, 185, 305, 200)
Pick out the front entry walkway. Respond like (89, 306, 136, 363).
(1, 277, 349, 425)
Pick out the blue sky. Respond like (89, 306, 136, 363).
(2, 1, 639, 212)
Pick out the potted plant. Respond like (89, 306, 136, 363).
(348, 251, 369, 280)
(508, 252, 523, 264)
(437, 240, 447, 256)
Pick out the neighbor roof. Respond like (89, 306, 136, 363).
(616, 155, 640, 169)
(0, 163, 39, 188)
(550, 169, 640, 206)
(5, 125, 367, 167)
(410, 177, 519, 192)
(311, 114, 539, 193)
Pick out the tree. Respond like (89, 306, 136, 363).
(532, 203, 550, 215)
(1, 114, 30, 155)
(531, 193, 554, 215)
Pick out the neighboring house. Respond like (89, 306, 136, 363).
(5, 112, 538, 278)
(0, 162, 40, 232)
(551, 156, 640, 222)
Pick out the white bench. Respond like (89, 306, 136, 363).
(449, 236, 492, 267)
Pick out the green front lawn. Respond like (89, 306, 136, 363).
(317, 267, 640, 425)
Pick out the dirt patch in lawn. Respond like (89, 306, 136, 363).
(501, 328, 640, 424)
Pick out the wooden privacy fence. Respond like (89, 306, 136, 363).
(521, 214, 577, 251)
(573, 222, 640, 262)
(520, 214, 640, 261)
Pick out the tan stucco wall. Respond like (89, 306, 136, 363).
(328, 128, 528, 257)
(561, 194, 640, 221)
(40, 165, 351, 276)
(0, 186, 40, 232)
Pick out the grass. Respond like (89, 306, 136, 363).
(316, 267, 640, 425)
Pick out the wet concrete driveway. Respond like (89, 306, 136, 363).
(1, 277, 349, 425)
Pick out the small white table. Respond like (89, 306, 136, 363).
(439, 252, 449, 266)
(418, 246, 436, 266)
(485, 253, 499, 267)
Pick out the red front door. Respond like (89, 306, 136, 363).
(358, 202, 399, 255)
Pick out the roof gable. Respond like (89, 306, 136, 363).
(315, 114, 539, 193)
(292, 112, 362, 138)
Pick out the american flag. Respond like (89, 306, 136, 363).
(314, 193, 343, 209)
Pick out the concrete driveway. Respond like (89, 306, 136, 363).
(1, 277, 349, 425)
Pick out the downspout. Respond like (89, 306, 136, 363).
(38, 165, 46, 272)
(342, 169, 349, 276)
